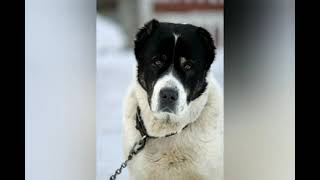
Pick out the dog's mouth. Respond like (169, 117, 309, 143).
(153, 105, 188, 122)
(159, 107, 175, 114)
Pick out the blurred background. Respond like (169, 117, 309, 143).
(96, 0, 224, 179)
(26, 1, 293, 180)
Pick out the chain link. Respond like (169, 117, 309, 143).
(109, 136, 147, 180)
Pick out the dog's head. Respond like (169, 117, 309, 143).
(134, 19, 216, 122)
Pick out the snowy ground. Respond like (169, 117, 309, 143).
(96, 16, 223, 180)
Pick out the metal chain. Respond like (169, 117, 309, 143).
(109, 135, 148, 180)
(109, 106, 189, 179)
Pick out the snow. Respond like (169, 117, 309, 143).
(96, 16, 223, 180)
(96, 15, 127, 57)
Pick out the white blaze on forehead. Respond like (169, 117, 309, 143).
(173, 33, 180, 45)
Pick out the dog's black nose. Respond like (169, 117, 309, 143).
(159, 88, 178, 113)
(160, 88, 178, 102)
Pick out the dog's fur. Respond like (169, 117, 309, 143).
(122, 19, 223, 180)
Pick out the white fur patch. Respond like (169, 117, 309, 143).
(123, 68, 224, 179)
(173, 33, 180, 45)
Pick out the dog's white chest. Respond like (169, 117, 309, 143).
(123, 76, 223, 180)
(144, 139, 195, 169)
(127, 135, 218, 180)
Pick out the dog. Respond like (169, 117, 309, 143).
(122, 19, 223, 180)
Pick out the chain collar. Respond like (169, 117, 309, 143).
(109, 106, 190, 180)
(135, 106, 187, 138)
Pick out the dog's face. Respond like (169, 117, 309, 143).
(134, 19, 215, 120)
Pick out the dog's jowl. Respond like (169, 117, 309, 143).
(123, 19, 223, 180)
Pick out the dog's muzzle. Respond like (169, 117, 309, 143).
(159, 88, 178, 113)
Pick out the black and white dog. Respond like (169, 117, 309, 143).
(122, 19, 223, 180)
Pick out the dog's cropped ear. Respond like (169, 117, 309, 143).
(197, 27, 216, 70)
(134, 19, 160, 60)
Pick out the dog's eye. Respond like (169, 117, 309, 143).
(183, 64, 192, 71)
(152, 56, 163, 67)
(155, 60, 162, 66)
